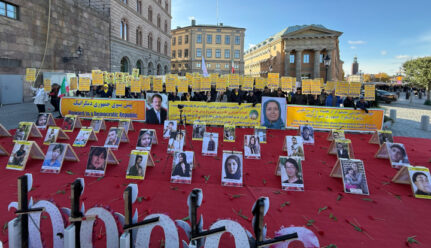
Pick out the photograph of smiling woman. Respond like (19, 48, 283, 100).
(261, 97, 286, 130)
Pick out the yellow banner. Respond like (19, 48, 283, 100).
(255, 77, 265, 90)
(325, 81, 336, 92)
(166, 76, 176, 93)
(302, 79, 311, 94)
(243, 76, 253, 91)
(153, 77, 163, 92)
(25, 68, 37, 82)
(60, 97, 146, 120)
(280, 77, 292, 92)
(168, 101, 261, 127)
(177, 78, 188, 93)
(286, 105, 384, 131)
(79, 77, 91, 91)
(131, 78, 141, 93)
(116, 83, 126, 96)
(216, 76, 227, 91)
(364, 85, 375, 101)
(70, 77, 77, 90)
(201, 76, 211, 91)
(349, 82, 361, 97)
(142, 76, 150, 91)
(267, 73, 279, 89)
(210, 73, 219, 85)
(335, 81, 349, 97)
(311, 79, 321, 95)
(92, 70, 103, 86)
(229, 74, 239, 89)
(43, 79, 51, 92)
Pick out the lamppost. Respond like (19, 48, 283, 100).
(324, 54, 331, 84)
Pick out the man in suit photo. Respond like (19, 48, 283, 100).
(336, 142, 350, 159)
(146, 94, 167, 124)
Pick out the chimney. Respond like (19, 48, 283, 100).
(191, 19, 196, 26)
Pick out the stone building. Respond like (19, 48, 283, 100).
(351, 56, 359, 75)
(244, 24, 344, 82)
(171, 20, 245, 75)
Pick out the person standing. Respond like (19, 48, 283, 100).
(32, 84, 48, 113)
(325, 90, 343, 107)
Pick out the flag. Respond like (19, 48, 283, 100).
(58, 77, 67, 98)
(231, 60, 235, 74)
(201, 56, 209, 77)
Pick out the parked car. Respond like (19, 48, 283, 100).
(376, 90, 397, 103)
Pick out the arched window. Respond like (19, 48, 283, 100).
(164, 20, 167, 33)
(165, 1, 168, 11)
(157, 64, 162, 75)
(157, 14, 161, 28)
(121, 19, 128, 41)
(164, 65, 168, 74)
(137, 0, 142, 14)
(136, 27, 142, 46)
(148, 6, 153, 23)
(148, 62, 154, 75)
(120, 57, 130, 73)
(148, 33, 153, 50)
(136, 60, 143, 75)
(157, 37, 161, 53)
(164, 41, 168, 55)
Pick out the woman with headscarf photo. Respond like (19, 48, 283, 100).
(261, 97, 285, 129)
(223, 154, 242, 180)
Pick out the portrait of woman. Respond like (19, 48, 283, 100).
(171, 152, 191, 177)
(168, 131, 185, 152)
(136, 130, 153, 150)
(261, 97, 286, 130)
(86, 147, 108, 171)
(127, 155, 144, 177)
(244, 135, 260, 157)
(223, 154, 242, 180)
(36, 113, 48, 128)
(42, 144, 65, 168)
(281, 158, 303, 184)
(341, 160, 369, 195)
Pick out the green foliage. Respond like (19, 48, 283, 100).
(403, 57, 431, 101)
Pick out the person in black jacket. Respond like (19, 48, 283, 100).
(343, 96, 355, 108)
(168, 91, 180, 101)
(291, 88, 307, 105)
(229, 88, 243, 104)
(355, 96, 370, 113)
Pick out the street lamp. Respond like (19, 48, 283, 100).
(324, 54, 331, 84)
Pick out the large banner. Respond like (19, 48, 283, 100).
(286, 106, 384, 131)
(60, 97, 146, 120)
(168, 101, 261, 127)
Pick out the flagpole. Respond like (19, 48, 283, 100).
(216, 0, 219, 25)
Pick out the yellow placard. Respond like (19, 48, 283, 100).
(286, 105, 384, 131)
(364, 85, 375, 101)
(142, 76, 150, 91)
(166, 76, 176, 93)
(70, 77, 78, 90)
(92, 70, 103, 86)
(43, 79, 51, 92)
(153, 77, 163, 92)
(79, 77, 91, 91)
(229, 74, 239, 89)
(325, 81, 336, 92)
(192, 74, 201, 92)
(280, 77, 292, 92)
(216, 76, 227, 92)
(177, 78, 188, 93)
(302, 79, 311, 94)
(169, 101, 261, 127)
(107, 73, 114, 84)
(125, 76, 133, 87)
(186, 73, 193, 86)
(267, 73, 280, 89)
(132, 68, 139, 78)
(311, 79, 321, 95)
(116, 83, 126, 96)
(242, 76, 253, 91)
(349, 82, 362, 97)
(25, 68, 37, 82)
(201, 77, 211, 91)
(210, 73, 219, 85)
(131, 78, 141, 93)
(335, 81, 349, 97)
(255, 77, 265, 90)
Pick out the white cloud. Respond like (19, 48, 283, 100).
(348, 40, 366, 45)
(395, 55, 411, 60)
(350, 46, 357, 50)
(248, 43, 256, 49)
(381, 50, 387, 56)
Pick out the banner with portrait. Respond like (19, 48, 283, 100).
(261, 97, 287, 130)
(285, 105, 384, 131)
(168, 101, 261, 127)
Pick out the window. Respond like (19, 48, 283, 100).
(290, 55, 295, 63)
(224, 64, 229, 69)
(234, 50, 240, 59)
(235, 36, 240, 45)
(197, 34, 202, 43)
(184, 49, 189, 57)
(120, 57, 129, 72)
(178, 50, 182, 58)
(185, 35, 189, 44)
(206, 49, 212, 58)
(148, 6, 153, 22)
(172, 37, 176, 45)
(216, 35, 221, 44)
(224, 49, 230, 58)
(123, 0, 127, 4)
(207, 34, 212, 44)
(165, 1, 169, 11)
(234, 64, 239, 69)
(136, 27, 142, 46)
(196, 63, 201, 68)
(178, 36, 182, 45)
(225, 35, 230, 44)
(207, 63, 211, 68)
(121, 19, 128, 41)
(216, 64, 220, 69)
(215, 49, 221, 58)
(196, 48, 202, 57)
(157, 38, 161, 53)
(303, 54, 309, 63)
(172, 50, 176, 58)
(164, 20, 167, 32)
(148, 33, 153, 49)
(164, 42, 168, 55)
(137, 0, 142, 14)
(157, 14, 161, 28)
(320, 54, 323, 63)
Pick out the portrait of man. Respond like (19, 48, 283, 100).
(410, 171, 431, 197)
(261, 97, 286, 130)
(286, 136, 305, 160)
(202, 132, 218, 155)
(146, 93, 168, 124)
(35, 113, 49, 128)
(41, 143, 66, 172)
(163, 120, 177, 139)
(44, 127, 59, 144)
(13, 123, 30, 141)
(8, 143, 30, 169)
(386, 142, 410, 168)
(221, 152, 243, 187)
(378, 131, 394, 145)
(90, 118, 102, 132)
(126, 152, 148, 179)
(61, 116, 75, 131)
(192, 122, 205, 140)
(104, 128, 122, 148)
(300, 126, 314, 144)
(118, 119, 131, 133)
(331, 130, 345, 140)
(336, 142, 350, 159)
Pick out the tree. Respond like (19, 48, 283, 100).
(374, 72, 390, 82)
(403, 57, 431, 105)
(363, 74, 372, 82)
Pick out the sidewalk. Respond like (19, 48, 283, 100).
(0, 102, 58, 130)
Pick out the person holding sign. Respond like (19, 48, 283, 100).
(146, 94, 167, 124)
(97, 84, 113, 98)
(325, 90, 342, 107)
(354, 96, 370, 113)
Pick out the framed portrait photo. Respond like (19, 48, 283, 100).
(202, 132, 218, 156)
(279, 156, 304, 191)
(44, 127, 60, 145)
(223, 124, 235, 142)
(73, 129, 92, 147)
(192, 121, 206, 140)
(13, 122, 31, 141)
(89, 118, 105, 133)
(254, 126, 267, 143)
(171, 151, 194, 184)
(386, 142, 410, 169)
(7, 141, 32, 170)
(221, 151, 243, 187)
(285, 136, 305, 160)
(104, 127, 123, 149)
(261, 97, 286, 130)
(300, 125, 314, 144)
(378, 131, 394, 145)
(61, 116, 76, 132)
(244, 135, 261, 159)
(340, 159, 370, 195)
(85, 146, 108, 177)
(35, 113, 49, 129)
(136, 129, 155, 151)
(167, 130, 185, 153)
(126, 150, 149, 180)
(41, 143, 67, 173)
(408, 167, 431, 199)
(335, 140, 351, 159)
(163, 120, 178, 139)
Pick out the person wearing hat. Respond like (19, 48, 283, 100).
(355, 96, 369, 113)
(98, 84, 113, 98)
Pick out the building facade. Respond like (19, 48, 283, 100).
(171, 20, 245, 75)
(110, 0, 171, 75)
(245, 25, 344, 82)
(351, 56, 359, 75)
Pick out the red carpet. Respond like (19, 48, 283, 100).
(0, 120, 430, 247)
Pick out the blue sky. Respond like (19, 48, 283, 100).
(172, 0, 431, 75)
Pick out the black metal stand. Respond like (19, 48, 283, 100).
(70, 179, 84, 248)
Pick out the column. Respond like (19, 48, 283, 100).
(295, 50, 302, 82)
(284, 49, 290, 76)
(327, 49, 333, 81)
(313, 49, 320, 79)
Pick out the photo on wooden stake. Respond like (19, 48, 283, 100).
(340, 159, 369, 195)
(279, 156, 304, 191)
(171, 151, 194, 184)
(221, 151, 243, 187)
(202, 132, 218, 156)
